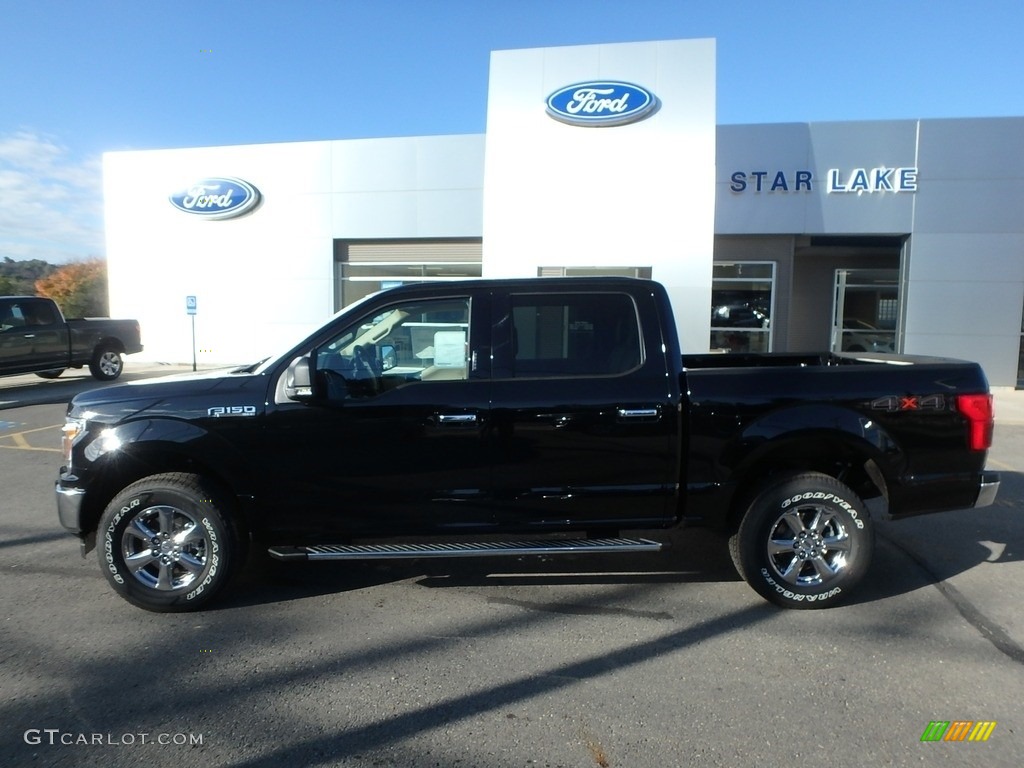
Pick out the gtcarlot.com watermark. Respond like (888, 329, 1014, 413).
(24, 729, 204, 747)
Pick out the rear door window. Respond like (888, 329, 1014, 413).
(508, 293, 641, 378)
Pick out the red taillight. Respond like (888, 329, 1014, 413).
(957, 394, 994, 451)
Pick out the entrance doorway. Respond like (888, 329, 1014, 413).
(831, 269, 900, 354)
(787, 236, 904, 354)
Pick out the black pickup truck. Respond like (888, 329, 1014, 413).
(55, 278, 998, 612)
(1, 296, 142, 381)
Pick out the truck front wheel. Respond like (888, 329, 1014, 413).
(90, 347, 124, 380)
(97, 473, 239, 612)
(730, 472, 874, 609)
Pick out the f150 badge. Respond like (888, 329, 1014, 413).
(207, 406, 258, 417)
(169, 178, 261, 220)
(545, 81, 657, 127)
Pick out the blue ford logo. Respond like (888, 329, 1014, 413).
(545, 81, 657, 126)
(169, 177, 261, 219)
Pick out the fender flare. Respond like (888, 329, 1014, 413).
(723, 403, 902, 506)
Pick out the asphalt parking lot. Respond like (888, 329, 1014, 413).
(1, 364, 1021, 767)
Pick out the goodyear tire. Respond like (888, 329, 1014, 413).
(729, 472, 874, 609)
(89, 347, 124, 380)
(97, 473, 239, 612)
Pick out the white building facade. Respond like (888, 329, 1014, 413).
(103, 38, 1024, 385)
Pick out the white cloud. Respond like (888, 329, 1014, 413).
(0, 131, 105, 264)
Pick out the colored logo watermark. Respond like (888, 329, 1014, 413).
(921, 721, 997, 742)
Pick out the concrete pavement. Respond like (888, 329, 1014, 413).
(993, 386, 1024, 429)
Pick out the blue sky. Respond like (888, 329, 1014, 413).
(2, 0, 1022, 263)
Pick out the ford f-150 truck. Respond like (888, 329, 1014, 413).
(55, 278, 998, 612)
(1, 296, 142, 381)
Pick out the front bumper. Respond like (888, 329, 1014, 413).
(55, 475, 86, 533)
(56, 475, 99, 556)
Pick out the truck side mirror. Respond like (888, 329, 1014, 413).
(284, 356, 314, 401)
(380, 344, 397, 371)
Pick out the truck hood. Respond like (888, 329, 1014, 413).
(69, 369, 269, 422)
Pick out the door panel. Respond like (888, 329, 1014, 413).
(488, 290, 677, 529)
(258, 293, 493, 539)
(263, 380, 492, 537)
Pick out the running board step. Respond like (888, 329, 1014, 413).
(268, 537, 662, 562)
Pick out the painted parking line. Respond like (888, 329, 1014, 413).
(0, 424, 63, 453)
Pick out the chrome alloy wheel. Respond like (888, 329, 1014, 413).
(121, 505, 210, 591)
(96, 351, 122, 378)
(765, 505, 852, 588)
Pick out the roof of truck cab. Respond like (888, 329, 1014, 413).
(369, 276, 661, 296)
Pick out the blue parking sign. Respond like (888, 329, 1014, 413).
(186, 295, 197, 315)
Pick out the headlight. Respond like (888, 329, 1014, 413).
(84, 428, 122, 461)
(61, 418, 87, 466)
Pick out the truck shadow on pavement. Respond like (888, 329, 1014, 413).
(223, 527, 743, 612)
(221, 484, 1024, 612)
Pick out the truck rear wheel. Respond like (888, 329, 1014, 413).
(90, 347, 124, 380)
(729, 472, 874, 609)
(97, 473, 239, 612)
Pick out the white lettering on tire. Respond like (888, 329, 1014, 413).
(760, 567, 842, 602)
(185, 517, 219, 601)
(781, 492, 863, 529)
(102, 498, 141, 585)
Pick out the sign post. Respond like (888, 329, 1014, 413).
(186, 295, 197, 372)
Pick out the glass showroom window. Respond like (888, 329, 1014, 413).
(831, 269, 899, 354)
(710, 262, 775, 353)
(338, 263, 483, 309)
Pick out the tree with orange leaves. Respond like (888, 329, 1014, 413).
(35, 258, 109, 317)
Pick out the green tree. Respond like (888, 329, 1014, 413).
(0, 257, 56, 294)
(34, 259, 109, 317)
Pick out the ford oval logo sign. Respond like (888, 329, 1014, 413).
(169, 178, 261, 220)
(545, 81, 657, 127)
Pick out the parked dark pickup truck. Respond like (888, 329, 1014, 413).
(1, 296, 142, 381)
(55, 278, 998, 612)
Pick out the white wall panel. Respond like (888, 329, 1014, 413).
(907, 234, 1024, 283)
(913, 180, 1024, 234)
(482, 39, 717, 353)
(106, 135, 484, 364)
(918, 118, 1024, 179)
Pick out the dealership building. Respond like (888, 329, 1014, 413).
(103, 38, 1024, 386)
